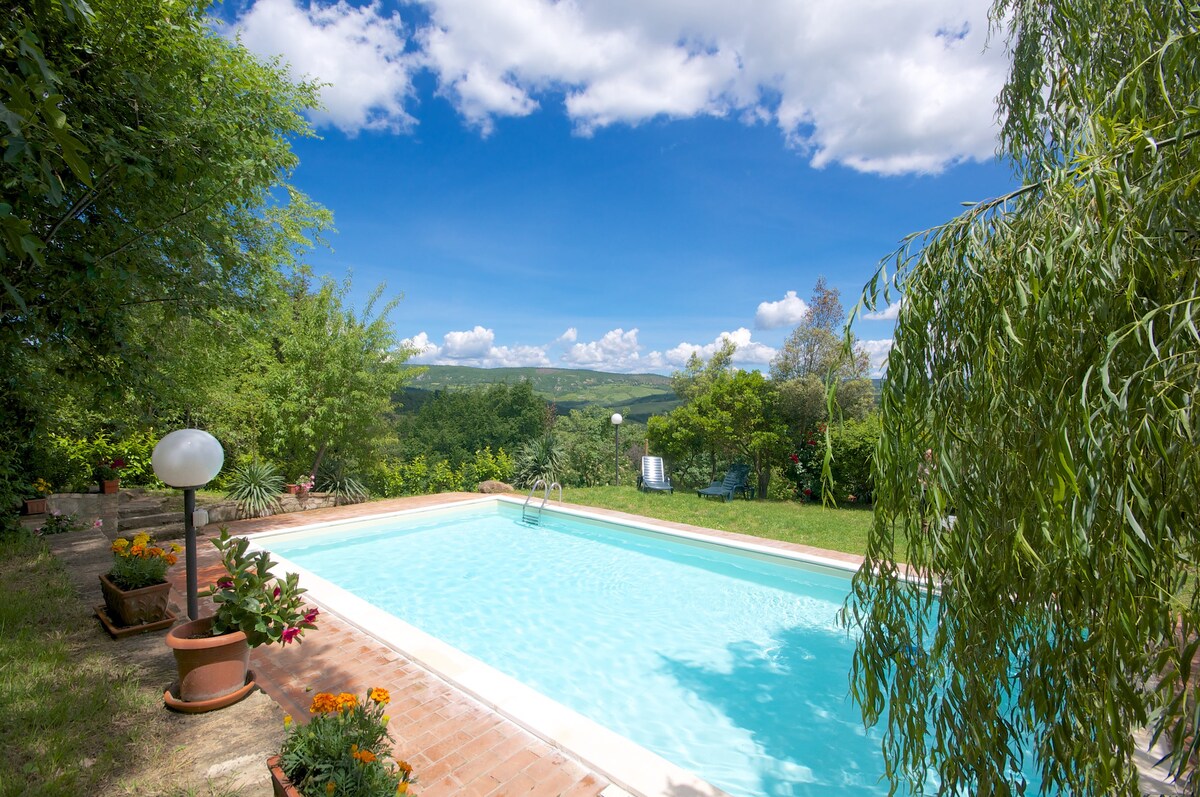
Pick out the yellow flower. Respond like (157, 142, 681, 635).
(283, 714, 293, 727)
(112, 538, 130, 552)
(133, 532, 151, 546)
(171, 543, 183, 553)
(368, 687, 390, 705)
(396, 783, 408, 794)
(381, 714, 390, 724)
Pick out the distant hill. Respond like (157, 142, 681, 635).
(402, 365, 681, 423)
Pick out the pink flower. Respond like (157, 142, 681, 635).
(273, 586, 281, 599)
(303, 607, 320, 624)
(789, 453, 799, 463)
(281, 626, 301, 644)
(217, 579, 234, 590)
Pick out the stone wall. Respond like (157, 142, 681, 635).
(46, 492, 121, 539)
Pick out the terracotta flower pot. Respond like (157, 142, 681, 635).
(22, 497, 47, 515)
(284, 484, 300, 495)
(99, 573, 170, 626)
(267, 755, 302, 797)
(100, 478, 120, 494)
(164, 615, 255, 712)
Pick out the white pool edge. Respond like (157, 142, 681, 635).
(243, 496, 866, 797)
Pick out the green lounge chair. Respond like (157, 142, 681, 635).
(697, 464, 752, 502)
(637, 456, 673, 493)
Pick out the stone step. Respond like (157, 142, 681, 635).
(118, 511, 181, 531)
(118, 521, 186, 541)
(123, 501, 175, 520)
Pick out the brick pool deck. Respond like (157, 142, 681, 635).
(172, 493, 868, 797)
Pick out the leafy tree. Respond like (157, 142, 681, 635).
(844, 2, 1200, 796)
(1, 0, 327, 513)
(772, 279, 873, 439)
(398, 381, 547, 466)
(247, 275, 415, 482)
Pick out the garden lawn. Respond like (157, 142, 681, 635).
(0, 533, 158, 796)
(564, 487, 894, 560)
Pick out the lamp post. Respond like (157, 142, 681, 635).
(152, 429, 224, 620)
(610, 413, 623, 487)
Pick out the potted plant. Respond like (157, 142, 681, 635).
(285, 474, 314, 496)
(98, 533, 181, 631)
(164, 527, 319, 713)
(268, 687, 417, 796)
(96, 457, 126, 493)
(22, 478, 52, 515)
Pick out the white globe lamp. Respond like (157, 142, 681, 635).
(152, 429, 224, 619)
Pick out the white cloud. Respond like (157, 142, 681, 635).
(415, 0, 1006, 173)
(558, 327, 578, 343)
(230, 0, 416, 135)
(862, 300, 902, 321)
(562, 328, 644, 370)
(664, 328, 776, 367)
(405, 327, 552, 367)
(755, 290, 809, 329)
(857, 338, 893, 376)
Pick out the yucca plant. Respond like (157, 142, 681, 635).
(318, 470, 370, 506)
(225, 460, 284, 518)
(515, 436, 564, 488)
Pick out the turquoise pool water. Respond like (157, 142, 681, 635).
(261, 503, 908, 796)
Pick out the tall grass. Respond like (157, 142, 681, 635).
(0, 533, 156, 795)
(563, 487, 893, 559)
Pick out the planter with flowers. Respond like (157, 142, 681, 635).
(96, 532, 182, 637)
(268, 687, 417, 797)
(22, 478, 52, 515)
(285, 474, 315, 496)
(96, 457, 126, 493)
(164, 527, 319, 713)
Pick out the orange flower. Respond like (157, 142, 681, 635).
(165, 554, 178, 566)
(352, 747, 377, 765)
(325, 782, 336, 796)
(310, 693, 339, 714)
(147, 546, 164, 558)
(368, 687, 390, 705)
(397, 760, 413, 776)
(336, 692, 357, 712)
(129, 544, 146, 557)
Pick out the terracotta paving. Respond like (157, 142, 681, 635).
(172, 493, 869, 797)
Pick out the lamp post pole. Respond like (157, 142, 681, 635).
(611, 413, 623, 487)
(183, 487, 198, 620)
(152, 429, 224, 620)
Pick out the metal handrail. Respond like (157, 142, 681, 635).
(522, 479, 562, 524)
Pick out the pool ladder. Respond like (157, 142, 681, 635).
(522, 479, 562, 525)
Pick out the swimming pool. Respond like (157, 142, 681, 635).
(251, 498, 907, 796)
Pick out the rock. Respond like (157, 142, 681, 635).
(477, 480, 515, 494)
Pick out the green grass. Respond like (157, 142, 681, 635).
(562, 486, 892, 560)
(0, 532, 159, 796)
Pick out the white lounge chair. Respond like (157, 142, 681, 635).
(637, 456, 673, 493)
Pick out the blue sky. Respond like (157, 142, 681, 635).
(219, 0, 1016, 375)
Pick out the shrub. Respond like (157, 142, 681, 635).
(515, 436, 564, 487)
(225, 460, 284, 518)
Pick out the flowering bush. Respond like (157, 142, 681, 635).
(109, 532, 181, 590)
(37, 511, 86, 535)
(95, 457, 126, 481)
(30, 478, 52, 497)
(294, 474, 315, 494)
(203, 527, 319, 647)
(280, 687, 416, 796)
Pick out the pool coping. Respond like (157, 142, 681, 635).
(241, 495, 868, 797)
